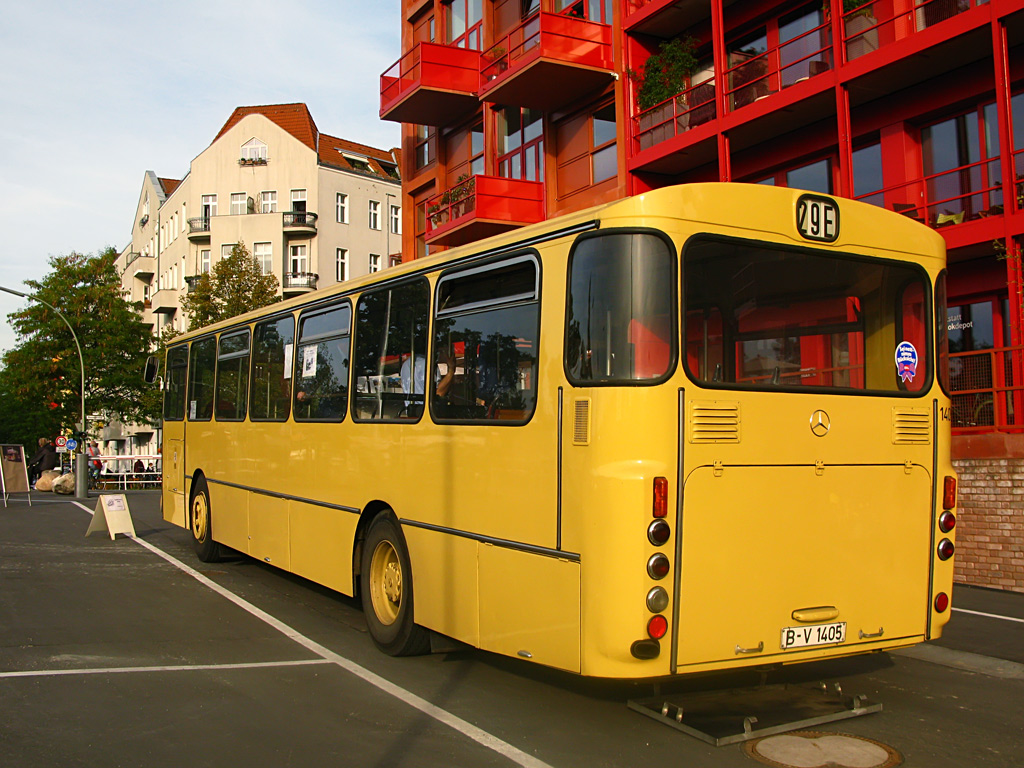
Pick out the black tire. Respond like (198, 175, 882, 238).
(189, 476, 221, 563)
(360, 512, 430, 656)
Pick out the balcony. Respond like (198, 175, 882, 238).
(950, 345, 1024, 435)
(283, 211, 318, 236)
(479, 12, 614, 112)
(187, 217, 211, 242)
(380, 42, 481, 125)
(131, 254, 156, 280)
(425, 175, 544, 248)
(633, 78, 717, 153)
(623, 0, 712, 40)
(282, 272, 319, 296)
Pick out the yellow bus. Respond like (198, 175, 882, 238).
(155, 183, 957, 678)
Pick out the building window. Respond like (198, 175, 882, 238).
(852, 142, 884, 206)
(290, 245, 308, 274)
(498, 107, 544, 181)
(389, 254, 402, 268)
(241, 137, 268, 162)
(369, 254, 381, 273)
(254, 242, 273, 275)
(336, 248, 348, 281)
(230, 193, 247, 215)
(200, 249, 211, 274)
(202, 194, 217, 219)
(592, 104, 617, 184)
(369, 200, 381, 230)
(222, 243, 235, 260)
(414, 125, 436, 170)
(260, 191, 277, 213)
(291, 189, 307, 213)
(337, 193, 349, 224)
(753, 158, 834, 194)
(390, 204, 401, 235)
(445, 0, 482, 50)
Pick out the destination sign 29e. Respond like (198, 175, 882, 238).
(797, 194, 839, 243)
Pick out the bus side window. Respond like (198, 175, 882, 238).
(294, 303, 351, 422)
(432, 254, 540, 422)
(250, 316, 295, 421)
(215, 330, 250, 421)
(187, 337, 217, 421)
(353, 280, 430, 421)
(164, 345, 189, 421)
(897, 280, 927, 393)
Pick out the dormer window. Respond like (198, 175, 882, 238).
(240, 138, 268, 165)
(342, 152, 372, 173)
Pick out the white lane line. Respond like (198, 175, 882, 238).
(0, 659, 332, 679)
(72, 501, 554, 768)
(953, 607, 1024, 625)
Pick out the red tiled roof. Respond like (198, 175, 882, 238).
(213, 103, 319, 151)
(158, 178, 181, 196)
(318, 134, 400, 180)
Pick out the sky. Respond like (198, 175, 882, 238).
(0, 1, 401, 356)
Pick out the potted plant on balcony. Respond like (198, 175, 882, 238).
(628, 36, 699, 151)
(450, 174, 475, 219)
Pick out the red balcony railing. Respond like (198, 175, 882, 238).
(479, 11, 613, 109)
(380, 42, 481, 124)
(725, 20, 833, 111)
(854, 156, 1004, 229)
(633, 78, 716, 152)
(425, 175, 544, 246)
(950, 345, 1024, 434)
(841, 0, 988, 62)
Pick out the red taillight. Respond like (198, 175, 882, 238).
(938, 511, 956, 533)
(648, 520, 671, 546)
(937, 538, 955, 561)
(653, 477, 668, 518)
(943, 476, 957, 510)
(934, 592, 950, 613)
(647, 614, 668, 640)
(647, 553, 670, 580)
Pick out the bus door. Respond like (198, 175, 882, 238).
(675, 235, 934, 670)
(161, 344, 189, 527)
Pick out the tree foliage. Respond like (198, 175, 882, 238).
(0, 248, 160, 448)
(180, 241, 280, 331)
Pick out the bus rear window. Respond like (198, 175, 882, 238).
(565, 232, 675, 384)
(683, 236, 931, 394)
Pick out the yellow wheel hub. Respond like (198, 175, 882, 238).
(192, 494, 208, 543)
(369, 540, 402, 625)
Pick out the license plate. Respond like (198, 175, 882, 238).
(780, 622, 846, 650)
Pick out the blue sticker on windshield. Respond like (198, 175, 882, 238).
(896, 341, 918, 383)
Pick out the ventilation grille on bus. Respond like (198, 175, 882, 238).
(688, 401, 741, 443)
(892, 407, 931, 445)
(573, 398, 591, 446)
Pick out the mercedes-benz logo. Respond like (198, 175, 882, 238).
(810, 410, 831, 437)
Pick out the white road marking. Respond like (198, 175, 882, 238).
(71, 501, 554, 768)
(953, 607, 1024, 625)
(0, 659, 331, 679)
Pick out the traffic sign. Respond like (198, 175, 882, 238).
(55, 436, 68, 448)
(65, 438, 78, 452)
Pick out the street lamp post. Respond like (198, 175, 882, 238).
(0, 285, 89, 499)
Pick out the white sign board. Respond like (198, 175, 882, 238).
(85, 494, 137, 540)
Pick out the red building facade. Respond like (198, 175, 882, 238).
(383, 0, 1024, 591)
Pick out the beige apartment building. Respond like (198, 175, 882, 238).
(108, 103, 401, 458)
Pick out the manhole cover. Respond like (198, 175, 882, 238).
(743, 730, 902, 768)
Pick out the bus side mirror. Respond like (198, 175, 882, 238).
(144, 355, 160, 384)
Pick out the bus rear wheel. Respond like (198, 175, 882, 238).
(190, 476, 221, 563)
(360, 513, 430, 656)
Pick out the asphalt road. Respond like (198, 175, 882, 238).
(1, 492, 1022, 768)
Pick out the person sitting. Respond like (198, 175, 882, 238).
(26, 438, 58, 486)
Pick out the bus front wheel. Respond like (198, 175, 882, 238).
(190, 476, 221, 563)
(360, 513, 430, 656)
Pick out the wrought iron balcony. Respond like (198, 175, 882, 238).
(282, 272, 319, 293)
(283, 211, 318, 235)
(187, 217, 211, 241)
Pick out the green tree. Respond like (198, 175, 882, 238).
(0, 248, 160, 445)
(180, 241, 280, 331)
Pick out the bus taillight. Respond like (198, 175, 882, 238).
(938, 511, 956, 533)
(646, 587, 669, 613)
(647, 614, 668, 640)
(648, 520, 671, 546)
(937, 538, 955, 561)
(647, 553, 670, 579)
(653, 477, 668, 518)
(934, 592, 950, 613)
(943, 476, 957, 509)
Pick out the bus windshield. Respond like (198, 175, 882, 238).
(684, 236, 930, 394)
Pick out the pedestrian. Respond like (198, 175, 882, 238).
(26, 437, 58, 486)
(86, 442, 102, 487)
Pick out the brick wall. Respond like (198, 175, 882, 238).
(951, 457, 1024, 593)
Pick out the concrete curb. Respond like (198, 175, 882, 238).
(892, 644, 1024, 680)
